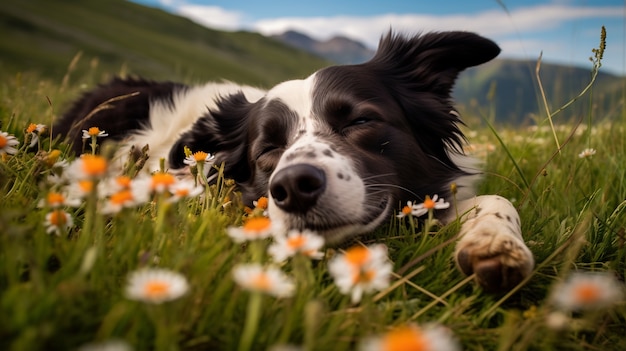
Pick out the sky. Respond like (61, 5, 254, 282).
(131, 0, 626, 75)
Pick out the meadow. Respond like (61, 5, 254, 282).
(1, 38, 625, 351)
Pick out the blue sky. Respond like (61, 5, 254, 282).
(131, 0, 626, 75)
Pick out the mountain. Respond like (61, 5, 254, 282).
(272, 30, 375, 64)
(0, 0, 330, 86)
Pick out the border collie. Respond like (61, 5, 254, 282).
(53, 31, 534, 292)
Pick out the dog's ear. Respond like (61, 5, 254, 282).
(369, 31, 500, 95)
(169, 92, 255, 183)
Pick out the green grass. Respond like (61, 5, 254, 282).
(1, 50, 626, 351)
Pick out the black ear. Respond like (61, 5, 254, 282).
(369, 31, 500, 95)
(169, 92, 255, 183)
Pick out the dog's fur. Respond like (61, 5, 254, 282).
(54, 31, 534, 292)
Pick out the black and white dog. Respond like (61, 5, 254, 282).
(54, 31, 534, 292)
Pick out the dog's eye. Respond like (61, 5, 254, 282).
(349, 117, 371, 126)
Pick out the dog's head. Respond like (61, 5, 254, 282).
(171, 31, 500, 243)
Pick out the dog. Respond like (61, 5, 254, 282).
(53, 31, 534, 292)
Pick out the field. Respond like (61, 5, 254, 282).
(1, 43, 626, 350)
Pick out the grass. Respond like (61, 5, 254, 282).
(1, 41, 626, 351)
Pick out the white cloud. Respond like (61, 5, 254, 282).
(173, 4, 246, 31)
(252, 4, 623, 49)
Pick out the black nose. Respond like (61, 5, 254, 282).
(269, 164, 326, 213)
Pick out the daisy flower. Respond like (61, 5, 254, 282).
(67, 154, 108, 180)
(550, 272, 624, 311)
(227, 216, 280, 243)
(360, 323, 460, 351)
(253, 196, 269, 210)
(101, 186, 150, 214)
(81, 127, 109, 139)
(44, 209, 74, 235)
(328, 244, 393, 304)
(232, 263, 295, 298)
(66, 179, 96, 199)
(268, 229, 325, 262)
(38, 191, 82, 208)
(0, 130, 20, 155)
(26, 123, 47, 147)
(411, 195, 450, 217)
(125, 268, 189, 304)
(183, 150, 215, 167)
(578, 148, 596, 159)
(148, 172, 177, 194)
(167, 179, 204, 203)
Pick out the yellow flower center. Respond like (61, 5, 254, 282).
(143, 281, 170, 298)
(193, 151, 209, 162)
(46, 150, 62, 166)
(243, 217, 272, 234)
(81, 155, 107, 177)
(174, 188, 190, 197)
(401, 205, 412, 215)
(78, 180, 94, 193)
(574, 283, 601, 303)
(345, 246, 370, 266)
(423, 196, 435, 209)
(49, 210, 68, 226)
(47, 192, 65, 206)
(353, 269, 375, 285)
(251, 273, 271, 290)
(115, 175, 132, 188)
(255, 196, 269, 209)
(287, 235, 306, 249)
(151, 172, 176, 189)
(26, 123, 38, 133)
(0, 135, 7, 148)
(110, 190, 134, 205)
(87, 127, 102, 136)
(382, 325, 429, 351)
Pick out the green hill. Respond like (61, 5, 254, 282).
(0, 0, 330, 87)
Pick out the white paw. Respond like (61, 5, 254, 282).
(455, 217, 534, 293)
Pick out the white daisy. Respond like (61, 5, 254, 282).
(232, 263, 295, 298)
(550, 272, 624, 311)
(81, 127, 109, 139)
(360, 323, 460, 351)
(0, 131, 20, 155)
(125, 268, 189, 304)
(578, 148, 596, 159)
(328, 244, 393, 304)
(44, 209, 74, 235)
(268, 229, 325, 262)
(227, 217, 280, 243)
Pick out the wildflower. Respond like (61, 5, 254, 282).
(0, 131, 20, 155)
(232, 263, 295, 298)
(411, 195, 450, 217)
(38, 191, 82, 208)
(101, 188, 146, 214)
(578, 148, 596, 159)
(149, 172, 177, 194)
(396, 201, 417, 218)
(227, 216, 278, 243)
(550, 272, 623, 311)
(268, 229, 325, 262)
(125, 268, 189, 304)
(67, 154, 108, 179)
(44, 209, 74, 235)
(81, 127, 109, 139)
(183, 151, 215, 167)
(360, 323, 460, 351)
(254, 196, 269, 210)
(26, 123, 46, 147)
(66, 179, 96, 199)
(167, 179, 204, 203)
(328, 244, 393, 304)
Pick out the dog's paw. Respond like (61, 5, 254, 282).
(454, 219, 534, 293)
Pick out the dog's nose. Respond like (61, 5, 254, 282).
(270, 164, 326, 213)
